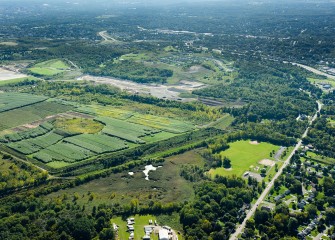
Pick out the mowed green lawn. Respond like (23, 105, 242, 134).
(29, 59, 70, 76)
(111, 215, 159, 240)
(209, 140, 279, 178)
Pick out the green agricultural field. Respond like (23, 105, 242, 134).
(209, 140, 280, 178)
(30, 133, 63, 148)
(210, 114, 235, 130)
(54, 118, 104, 134)
(0, 92, 47, 113)
(128, 114, 194, 134)
(33, 142, 93, 163)
(0, 101, 73, 131)
(1, 122, 53, 143)
(7, 132, 63, 155)
(29, 59, 70, 76)
(142, 131, 177, 143)
(64, 134, 128, 154)
(98, 117, 160, 143)
(7, 141, 41, 155)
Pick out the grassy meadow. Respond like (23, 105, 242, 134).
(44, 149, 205, 209)
(54, 118, 104, 134)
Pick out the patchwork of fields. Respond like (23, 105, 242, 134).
(0, 92, 197, 169)
(0, 96, 73, 131)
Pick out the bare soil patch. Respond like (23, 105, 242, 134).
(0, 42, 18, 46)
(259, 159, 275, 167)
(249, 140, 259, 145)
(0, 68, 27, 81)
(78, 75, 205, 101)
(188, 65, 203, 73)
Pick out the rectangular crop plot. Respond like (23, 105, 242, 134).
(97, 117, 160, 144)
(0, 101, 73, 131)
(7, 141, 41, 155)
(33, 143, 94, 163)
(0, 92, 47, 113)
(0, 122, 53, 143)
(30, 133, 63, 148)
(128, 114, 195, 134)
(64, 134, 128, 154)
(7, 133, 63, 154)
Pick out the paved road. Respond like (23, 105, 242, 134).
(229, 101, 322, 240)
(289, 62, 335, 80)
(274, 146, 286, 160)
(314, 227, 329, 240)
(98, 31, 120, 43)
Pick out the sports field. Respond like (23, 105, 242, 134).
(209, 140, 279, 178)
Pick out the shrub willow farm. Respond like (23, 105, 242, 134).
(0, 1, 335, 240)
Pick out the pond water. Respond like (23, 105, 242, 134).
(143, 165, 162, 180)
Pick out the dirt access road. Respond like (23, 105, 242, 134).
(229, 101, 322, 240)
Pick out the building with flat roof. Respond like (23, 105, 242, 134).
(159, 229, 169, 240)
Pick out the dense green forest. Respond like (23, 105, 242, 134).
(180, 177, 259, 240)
